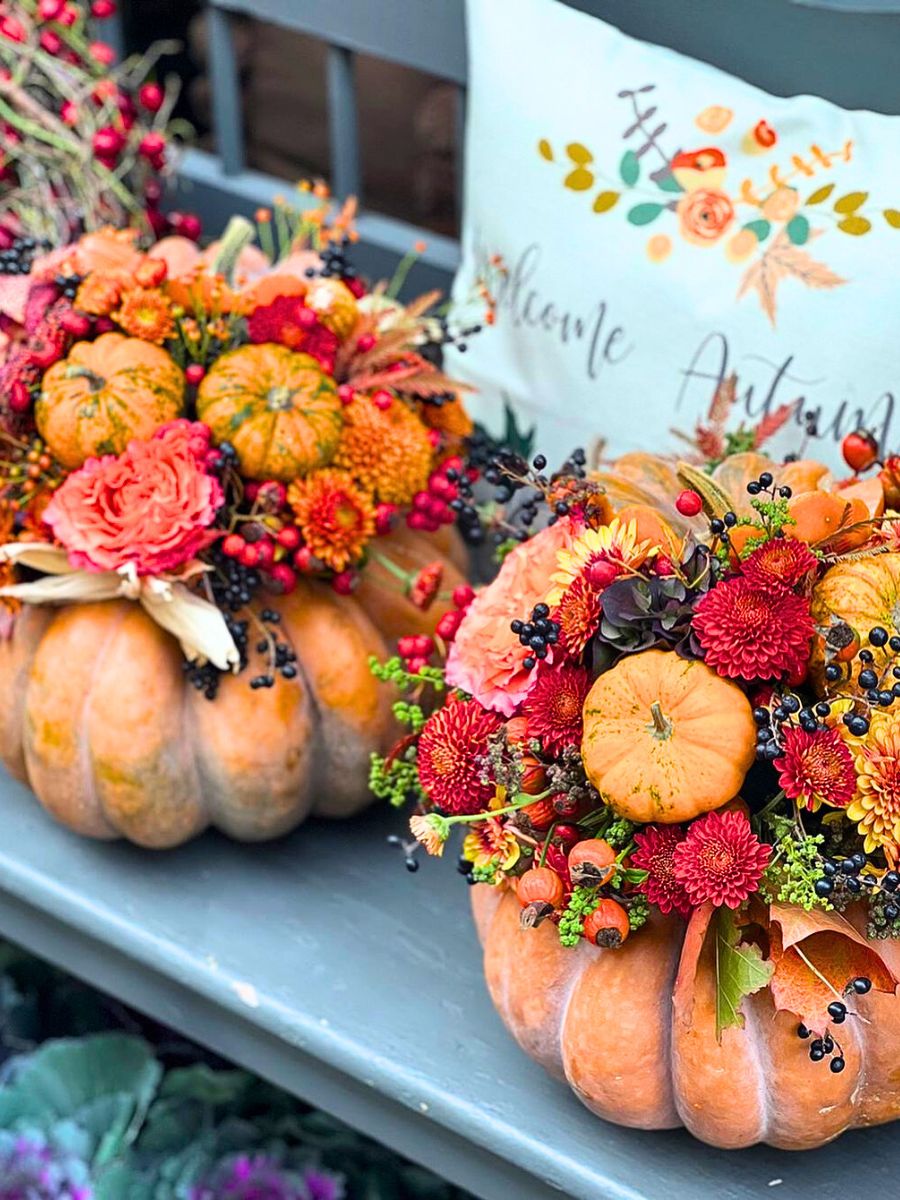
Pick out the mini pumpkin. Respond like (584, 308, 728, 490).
(581, 649, 756, 823)
(472, 886, 900, 1149)
(196, 344, 343, 481)
(810, 552, 900, 692)
(0, 527, 465, 848)
(36, 333, 185, 468)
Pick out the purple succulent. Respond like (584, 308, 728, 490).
(0, 1131, 92, 1200)
(190, 1154, 344, 1200)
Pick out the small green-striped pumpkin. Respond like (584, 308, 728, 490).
(196, 344, 343, 481)
(36, 333, 185, 469)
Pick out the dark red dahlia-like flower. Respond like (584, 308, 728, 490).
(631, 824, 691, 917)
(247, 296, 339, 371)
(417, 695, 502, 815)
(552, 573, 601, 658)
(776, 725, 856, 811)
(672, 809, 771, 909)
(521, 662, 592, 755)
(692, 576, 814, 682)
(741, 538, 817, 589)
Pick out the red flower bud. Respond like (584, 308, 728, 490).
(138, 132, 166, 163)
(408, 561, 443, 610)
(8, 379, 32, 413)
(184, 363, 206, 386)
(58, 5, 78, 27)
(38, 0, 65, 18)
(0, 16, 26, 41)
(90, 0, 116, 17)
(89, 40, 116, 66)
(39, 29, 62, 54)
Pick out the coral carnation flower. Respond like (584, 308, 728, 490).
(631, 824, 692, 917)
(522, 662, 591, 755)
(742, 538, 817, 589)
(417, 695, 502, 815)
(776, 725, 856, 811)
(672, 809, 771, 909)
(692, 577, 814, 682)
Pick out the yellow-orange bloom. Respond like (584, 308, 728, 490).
(332, 397, 433, 506)
(115, 287, 175, 343)
(288, 468, 376, 572)
(848, 710, 900, 852)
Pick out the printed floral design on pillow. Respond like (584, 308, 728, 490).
(539, 84, 900, 326)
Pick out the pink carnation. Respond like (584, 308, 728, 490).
(445, 518, 577, 716)
(43, 421, 223, 575)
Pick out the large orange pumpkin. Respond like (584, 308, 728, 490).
(36, 334, 185, 468)
(471, 885, 900, 1149)
(0, 528, 464, 848)
(196, 344, 343, 481)
(582, 649, 756, 823)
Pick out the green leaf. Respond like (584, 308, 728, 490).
(806, 183, 835, 205)
(884, 208, 900, 228)
(656, 172, 684, 193)
(592, 190, 620, 213)
(786, 214, 810, 245)
(159, 1064, 251, 1106)
(619, 149, 640, 187)
(834, 190, 868, 213)
(715, 907, 774, 1040)
(742, 218, 771, 243)
(626, 202, 665, 226)
(838, 215, 872, 236)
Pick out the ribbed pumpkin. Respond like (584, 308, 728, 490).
(0, 527, 465, 848)
(581, 649, 757, 823)
(810, 553, 900, 692)
(471, 885, 900, 1149)
(36, 334, 185, 468)
(196, 344, 343, 481)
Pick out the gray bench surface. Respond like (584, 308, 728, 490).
(0, 770, 897, 1200)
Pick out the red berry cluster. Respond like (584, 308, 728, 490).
(407, 455, 472, 534)
(434, 584, 476, 643)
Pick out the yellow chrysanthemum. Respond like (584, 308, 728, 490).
(546, 517, 657, 606)
(848, 709, 900, 852)
(462, 818, 520, 872)
(115, 287, 175, 343)
(332, 397, 433, 506)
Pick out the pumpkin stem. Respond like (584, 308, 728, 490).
(209, 215, 256, 283)
(648, 700, 673, 739)
(65, 365, 105, 391)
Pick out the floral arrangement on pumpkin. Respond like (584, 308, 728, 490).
(374, 413, 900, 1071)
(0, 193, 482, 699)
(0, 0, 196, 247)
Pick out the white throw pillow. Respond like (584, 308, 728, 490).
(447, 0, 900, 471)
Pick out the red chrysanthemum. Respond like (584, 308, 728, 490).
(247, 296, 340, 371)
(742, 538, 817, 589)
(417, 696, 502, 815)
(631, 825, 692, 917)
(692, 577, 814, 681)
(776, 725, 856, 811)
(521, 662, 591, 755)
(552, 573, 601, 657)
(672, 809, 771, 909)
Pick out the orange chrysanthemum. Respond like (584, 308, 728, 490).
(420, 393, 474, 439)
(288, 468, 376, 572)
(75, 272, 123, 316)
(849, 711, 900, 852)
(115, 287, 176, 343)
(332, 397, 433, 506)
(553, 573, 601, 657)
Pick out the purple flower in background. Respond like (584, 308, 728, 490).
(0, 1131, 92, 1200)
(190, 1154, 344, 1200)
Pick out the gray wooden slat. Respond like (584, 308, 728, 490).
(2, 774, 900, 1200)
(327, 45, 362, 201)
(207, 5, 245, 175)
(209, 0, 467, 84)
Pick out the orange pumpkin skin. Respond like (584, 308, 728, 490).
(0, 529, 465, 848)
(36, 334, 185, 468)
(582, 649, 756, 823)
(472, 885, 900, 1149)
(196, 344, 343, 482)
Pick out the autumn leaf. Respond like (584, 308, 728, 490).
(715, 906, 774, 1040)
(593, 191, 620, 214)
(737, 230, 846, 327)
(538, 138, 554, 162)
(707, 371, 737, 427)
(834, 191, 868, 213)
(768, 903, 897, 1032)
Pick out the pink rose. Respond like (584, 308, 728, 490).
(43, 421, 223, 575)
(445, 518, 577, 716)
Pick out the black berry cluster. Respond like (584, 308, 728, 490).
(0, 236, 50, 275)
(511, 602, 560, 670)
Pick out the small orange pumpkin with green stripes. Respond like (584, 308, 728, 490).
(196, 343, 343, 481)
(36, 333, 185, 469)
